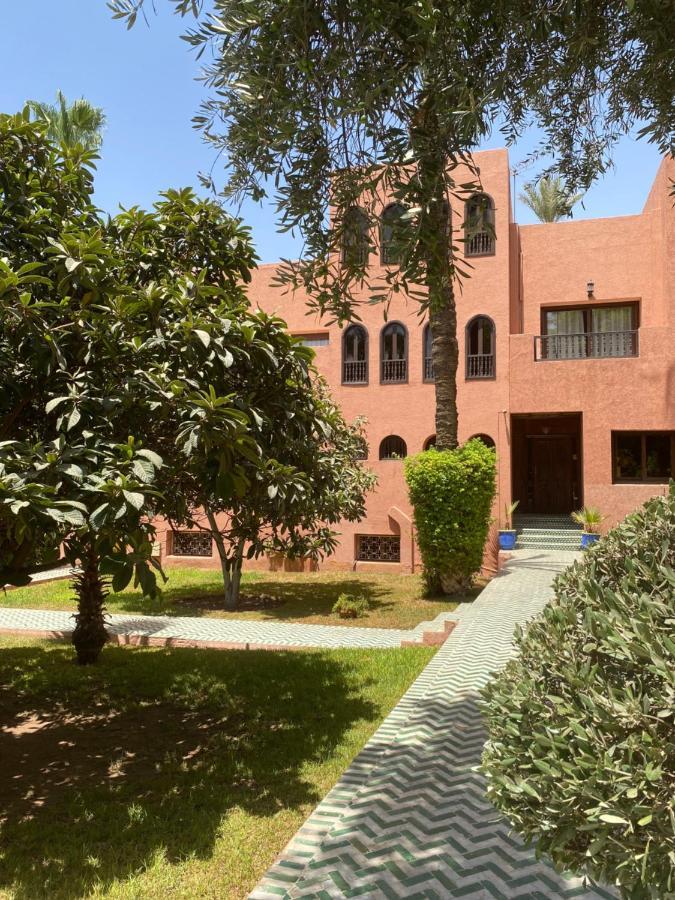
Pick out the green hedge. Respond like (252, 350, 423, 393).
(405, 439, 496, 593)
(481, 487, 675, 899)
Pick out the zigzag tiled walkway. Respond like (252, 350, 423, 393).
(251, 550, 618, 899)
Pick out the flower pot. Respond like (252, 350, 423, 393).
(498, 530, 517, 551)
(581, 532, 600, 549)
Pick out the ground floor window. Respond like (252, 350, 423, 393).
(356, 535, 400, 563)
(612, 431, 674, 483)
(171, 531, 213, 557)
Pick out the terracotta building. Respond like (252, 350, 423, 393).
(163, 148, 675, 572)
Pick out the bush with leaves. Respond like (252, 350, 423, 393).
(481, 487, 675, 899)
(405, 439, 496, 593)
(332, 594, 369, 619)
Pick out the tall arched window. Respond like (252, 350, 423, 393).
(379, 435, 407, 460)
(423, 435, 437, 451)
(380, 203, 407, 265)
(423, 323, 433, 381)
(342, 325, 368, 384)
(466, 316, 496, 379)
(468, 433, 496, 449)
(342, 206, 370, 265)
(465, 194, 495, 256)
(381, 322, 408, 383)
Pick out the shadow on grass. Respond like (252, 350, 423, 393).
(0, 644, 378, 899)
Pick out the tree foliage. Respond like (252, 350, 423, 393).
(27, 90, 106, 150)
(481, 488, 675, 898)
(405, 440, 496, 593)
(519, 176, 584, 223)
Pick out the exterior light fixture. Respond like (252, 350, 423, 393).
(586, 280, 595, 296)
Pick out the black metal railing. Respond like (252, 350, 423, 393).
(467, 353, 495, 379)
(424, 356, 434, 381)
(343, 360, 368, 383)
(535, 330, 639, 361)
(381, 358, 407, 383)
(466, 231, 494, 256)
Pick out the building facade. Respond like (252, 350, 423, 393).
(162, 148, 675, 573)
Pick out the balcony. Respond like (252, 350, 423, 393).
(424, 356, 434, 381)
(534, 330, 639, 361)
(467, 353, 495, 379)
(381, 359, 407, 383)
(343, 360, 368, 384)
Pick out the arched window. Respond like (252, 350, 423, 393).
(466, 315, 496, 379)
(381, 322, 408, 383)
(465, 193, 495, 256)
(468, 433, 496, 449)
(342, 324, 368, 384)
(379, 435, 407, 460)
(342, 206, 370, 265)
(424, 435, 437, 451)
(423, 323, 433, 381)
(380, 203, 407, 265)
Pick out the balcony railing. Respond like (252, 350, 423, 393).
(343, 360, 368, 383)
(424, 356, 434, 381)
(467, 353, 495, 379)
(535, 330, 639, 361)
(466, 231, 494, 256)
(381, 358, 407, 383)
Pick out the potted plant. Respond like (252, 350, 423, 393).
(572, 506, 604, 548)
(498, 501, 520, 551)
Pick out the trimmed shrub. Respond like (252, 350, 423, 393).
(404, 439, 496, 593)
(481, 488, 675, 899)
(332, 594, 369, 619)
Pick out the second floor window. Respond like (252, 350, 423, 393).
(381, 203, 407, 265)
(379, 435, 407, 460)
(381, 322, 407, 383)
(342, 206, 370, 266)
(343, 324, 368, 384)
(466, 315, 496, 379)
(423, 323, 434, 381)
(465, 193, 495, 256)
(540, 304, 638, 360)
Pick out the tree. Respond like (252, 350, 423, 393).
(27, 90, 106, 150)
(110, 0, 674, 457)
(519, 176, 583, 223)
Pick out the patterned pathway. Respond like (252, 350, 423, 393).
(251, 550, 618, 899)
(0, 606, 457, 650)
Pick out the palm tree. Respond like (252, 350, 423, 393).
(519, 176, 584, 223)
(27, 90, 105, 151)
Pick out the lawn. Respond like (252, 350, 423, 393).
(0, 636, 434, 899)
(1, 569, 476, 630)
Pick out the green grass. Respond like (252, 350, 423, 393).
(0, 636, 434, 899)
(2, 569, 475, 629)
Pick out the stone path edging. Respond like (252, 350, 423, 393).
(250, 550, 618, 899)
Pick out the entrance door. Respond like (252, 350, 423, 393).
(528, 435, 574, 514)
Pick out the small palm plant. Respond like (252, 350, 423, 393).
(571, 506, 604, 534)
(503, 500, 520, 531)
(498, 500, 520, 550)
(519, 176, 584, 223)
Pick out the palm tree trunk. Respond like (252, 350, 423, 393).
(72, 539, 108, 664)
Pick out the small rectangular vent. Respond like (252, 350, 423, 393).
(357, 535, 400, 563)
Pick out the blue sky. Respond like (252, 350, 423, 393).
(1, 1, 665, 262)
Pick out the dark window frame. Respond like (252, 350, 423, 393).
(341, 206, 370, 266)
(423, 322, 434, 382)
(464, 193, 495, 258)
(611, 430, 675, 484)
(541, 301, 640, 337)
(380, 202, 407, 266)
(342, 324, 369, 385)
(379, 435, 408, 460)
(380, 321, 409, 384)
(465, 315, 496, 380)
(356, 534, 401, 563)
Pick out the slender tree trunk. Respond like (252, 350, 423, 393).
(225, 541, 245, 611)
(72, 539, 108, 665)
(205, 509, 245, 611)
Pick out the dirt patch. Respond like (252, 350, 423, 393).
(171, 592, 285, 613)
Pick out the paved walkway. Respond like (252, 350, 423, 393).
(251, 550, 618, 899)
(0, 605, 457, 650)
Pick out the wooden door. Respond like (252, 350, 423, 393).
(529, 436, 574, 514)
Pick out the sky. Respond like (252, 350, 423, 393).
(0, 1, 665, 263)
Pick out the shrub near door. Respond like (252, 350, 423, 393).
(405, 439, 496, 594)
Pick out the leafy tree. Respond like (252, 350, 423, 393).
(27, 90, 106, 150)
(519, 175, 583, 223)
(110, 0, 675, 455)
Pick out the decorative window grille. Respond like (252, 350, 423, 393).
(381, 322, 407, 383)
(465, 194, 495, 256)
(343, 324, 368, 384)
(357, 534, 401, 563)
(379, 435, 407, 460)
(171, 531, 213, 557)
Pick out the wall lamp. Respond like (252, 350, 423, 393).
(586, 280, 595, 297)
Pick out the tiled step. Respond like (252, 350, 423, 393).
(514, 517, 578, 530)
(517, 532, 581, 545)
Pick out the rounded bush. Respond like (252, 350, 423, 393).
(482, 488, 675, 899)
(405, 439, 496, 593)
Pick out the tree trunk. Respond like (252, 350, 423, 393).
(205, 509, 245, 611)
(72, 540, 108, 665)
(224, 542, 245, 611)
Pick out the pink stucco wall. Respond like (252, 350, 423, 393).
(158, 151, 674, 571)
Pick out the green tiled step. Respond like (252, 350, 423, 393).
(516, 540, 581, 551)
(514, 516, 578, 530)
